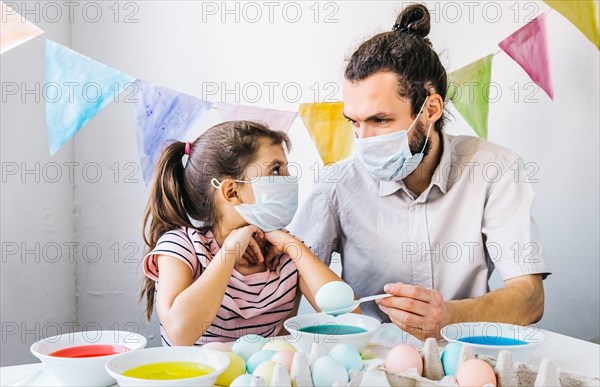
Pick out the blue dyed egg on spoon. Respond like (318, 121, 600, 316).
(316, 282, 391, 316)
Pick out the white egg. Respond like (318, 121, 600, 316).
(232, 334, 268, 362)
(315, 281, 354, 312)
(328, 343, 363, 372)
(311, 356, 349, 387)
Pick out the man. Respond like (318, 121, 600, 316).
(291, 4, 551, 340)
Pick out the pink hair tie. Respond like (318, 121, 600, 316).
(184, 142, 191, 156)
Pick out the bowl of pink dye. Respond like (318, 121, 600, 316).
(31, 330, 147, 386)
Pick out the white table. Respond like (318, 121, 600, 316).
(1, 329, 598, 386)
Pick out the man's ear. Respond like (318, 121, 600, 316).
(217, 179, 243, 205)
(426, 93, 444, 124)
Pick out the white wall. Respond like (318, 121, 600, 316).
(0, 14, 76, 366)
(1, 1, 598, 366)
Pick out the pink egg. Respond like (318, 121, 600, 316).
(271, 350, 295, 372)
(385, 344, 423, 375)
(456, 359, 497, 387)
(202, 342, 232, 352)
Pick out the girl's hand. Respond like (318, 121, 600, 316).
(223, 225, 265, 266)
(240, 234, 268, 268)
(264, 229, 297, 256)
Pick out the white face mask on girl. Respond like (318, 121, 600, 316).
(354, 97, 432, 182)
(211, 176, 299, 232)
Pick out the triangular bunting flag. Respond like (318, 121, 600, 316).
(499, 14, 554, 99)
(298, 102, 354, 165)
(545, 0, 600, 49)
(134, 80, 212, 185)
(45, 40, 135, 155)
(1, 2, 44, 54)
(217, 102, 297, 133)
(448, 55, 493, 139)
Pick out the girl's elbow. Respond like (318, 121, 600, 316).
(162, 321, 201, 346)
(168, 334, 194, 346)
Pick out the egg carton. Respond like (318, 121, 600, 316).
(249, 342, 364, 387)
(377, 338, 600, 387)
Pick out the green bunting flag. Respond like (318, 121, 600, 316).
(448, 55, 494, 139)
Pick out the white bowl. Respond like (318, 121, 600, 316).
(284, 313, 381, 353)
(440, 322, 546, 363)
(105, 347, 230, 386)
(30, 330, 147, 386)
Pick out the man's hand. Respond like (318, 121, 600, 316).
(376, 282, 451, 340)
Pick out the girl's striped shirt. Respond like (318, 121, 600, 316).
(143, 227, 299, 346)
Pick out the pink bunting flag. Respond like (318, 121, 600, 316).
(217, 102, 297, 133)
(1, 1, 44, 54)
(499, 13, 554, 99)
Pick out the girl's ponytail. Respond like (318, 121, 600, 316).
(141, 141, 193, 320)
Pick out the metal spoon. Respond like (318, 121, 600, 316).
(321, 293, 392, 316)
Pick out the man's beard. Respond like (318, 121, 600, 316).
(408, 120, 431, 156)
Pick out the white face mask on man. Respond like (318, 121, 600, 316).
(211, 176, 299, 232)
(354, 97, 432, 182)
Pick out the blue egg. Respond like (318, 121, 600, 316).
(230, 373, 253, 387)
(246, 350, 276, 373)
(328, 343, 364, 372)
(232, 334, 268, 362)
(315, 281, 354, 312)
(441, 342, 462, 376)
(311, 356, 348, 387)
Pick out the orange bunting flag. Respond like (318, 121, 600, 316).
(0, 1, 44, 54)
(298, 102, 354, 165)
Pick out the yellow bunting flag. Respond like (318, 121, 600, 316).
(298, 102, 354, 165)
(448, 55, 494, 139)
(0, 1, 44, 54)
(545, 0, 600, 49)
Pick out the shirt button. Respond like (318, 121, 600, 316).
(414, 204, 423, 211)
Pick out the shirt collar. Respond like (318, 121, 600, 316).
(431, 132, 452, 194)
(378, 179, 404, 197)
(378, 132, 452, 197)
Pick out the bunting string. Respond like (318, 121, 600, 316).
(1, 1, 598, 166)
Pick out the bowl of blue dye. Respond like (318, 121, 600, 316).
(284, 313, 381, 354)
(440, 322, 545, 363)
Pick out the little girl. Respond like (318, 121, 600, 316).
(140, 120, 342, 346)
